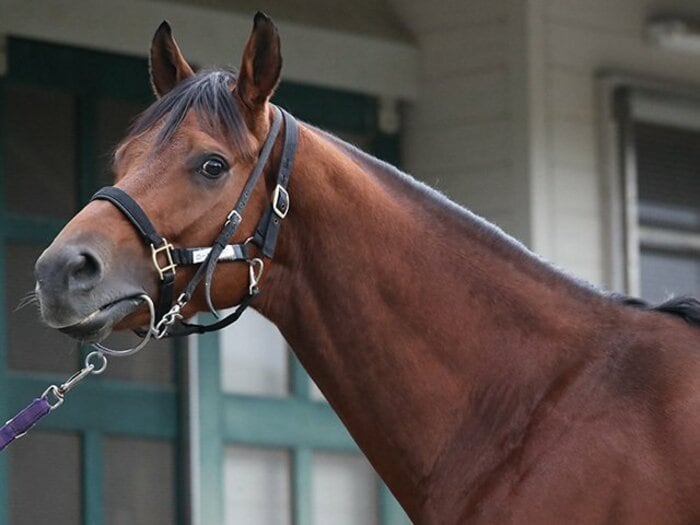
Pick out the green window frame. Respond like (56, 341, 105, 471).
(196, 332, 408, 525)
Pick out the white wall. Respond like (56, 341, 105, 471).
(532, 0, 700, 286)
(391, 0, 534, 244)
(0, 0, 417, 99)
(154, 0, 412, 42)
(393, 0, 700, 288)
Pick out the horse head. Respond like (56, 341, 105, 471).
(34, 13, 286, 343)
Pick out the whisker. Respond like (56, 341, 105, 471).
(15, 290, 38, 312)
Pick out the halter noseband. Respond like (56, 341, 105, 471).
(91, 106, 297, 340)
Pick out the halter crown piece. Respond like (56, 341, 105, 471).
(92, 105, 298, 344)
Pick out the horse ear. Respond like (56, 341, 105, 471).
(237, 12, 282, 109)
(149, 21, 194, 98)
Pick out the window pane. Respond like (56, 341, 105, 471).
(221, 309, 289, 396)
(640, 249, 700, 303)
(312, 452, 378, 525)
(4, 83, 77, 219)
(104, 436, 176, 525)
(635, 122, 700, 232)
(6, 242, 78, 374)
(225, 446, 291, 525)
(9, 431, 82, 525)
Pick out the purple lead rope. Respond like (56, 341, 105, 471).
(0, 398, 52, 452)
(0, 351, 108, 453)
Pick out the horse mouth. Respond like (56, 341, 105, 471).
(59, 296, 144, 343)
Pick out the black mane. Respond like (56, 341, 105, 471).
(127, 68, 252, 156)
(614, 294, 700, 326)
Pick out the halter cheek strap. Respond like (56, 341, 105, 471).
(91, 106, 298, 338)
(89, 186, 183, 324)
(253, 104, 298, 258)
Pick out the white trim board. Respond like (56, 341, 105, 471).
(0, 0, 418, 99)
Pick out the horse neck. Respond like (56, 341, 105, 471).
(256, 125, 609, 520)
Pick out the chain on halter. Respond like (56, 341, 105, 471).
(90, 293, 157, 356)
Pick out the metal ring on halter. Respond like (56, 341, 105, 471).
(90, 294, 156, 357)
(248, 258, 264, 295)
(153, 293, 187, 339)
(85, 351, 108, 374)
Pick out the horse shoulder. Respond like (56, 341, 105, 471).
(614, 315, 700, 519)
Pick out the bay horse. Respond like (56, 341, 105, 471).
(34, 13, 700, 524)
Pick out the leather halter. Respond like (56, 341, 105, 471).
(91, 106, 298, 337)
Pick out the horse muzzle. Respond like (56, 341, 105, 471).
(34, 241, 146, 341)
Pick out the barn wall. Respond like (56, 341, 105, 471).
(0, 0, 417, 99)
(389, 0, 534, 245)
(531, 0, 700, 286)
(392, 0, 700, 288)
(150, 0, 412, 42)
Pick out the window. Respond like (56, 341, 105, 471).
(616, 88, 700, 301)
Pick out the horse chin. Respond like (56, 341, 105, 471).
(58, 296, 145, 343)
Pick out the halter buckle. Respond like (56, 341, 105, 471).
(272, 185, 290, 219)
(150, 240, 177, 280)
(225, 210, 242, 226)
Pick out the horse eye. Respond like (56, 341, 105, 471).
(198, 157, 228, 179)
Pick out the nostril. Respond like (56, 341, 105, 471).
(34, 244, 105, 296)
(69, 250, 103, 290)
